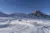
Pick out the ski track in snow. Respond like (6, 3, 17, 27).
(0, 18, 50, 33)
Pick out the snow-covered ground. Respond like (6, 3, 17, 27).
(0, 17, 50, 33)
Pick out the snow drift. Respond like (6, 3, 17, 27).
(0, 18, 50, 33)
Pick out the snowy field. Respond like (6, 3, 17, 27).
(0, 17, 50, 33)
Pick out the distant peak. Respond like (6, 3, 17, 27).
(33, 10, 42, 14)
(29, 10, 47, 17)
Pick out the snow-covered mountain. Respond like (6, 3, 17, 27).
(29, 10, 49, 17)
(0, 12, 8, 17)
(0, 10, 50, 19)
(8, 10, 50, 20)
(9, 13, 27, 18)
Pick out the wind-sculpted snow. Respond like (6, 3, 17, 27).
(0, 18, 50, 33)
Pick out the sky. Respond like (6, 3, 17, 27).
(0, 0, 50, 15)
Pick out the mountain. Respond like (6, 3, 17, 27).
(8, 10, 50, 19)
(9, 13, 27, 18)
(0, 12, 8, 17)
(0, 10, 50, 19)
(28, 10, 50, 19)
(33, 10, 46, 16)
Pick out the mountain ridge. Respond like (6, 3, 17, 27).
(0, 10, 50, 19)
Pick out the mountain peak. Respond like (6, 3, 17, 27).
(33, 10, 43, 14)
(32, 10, 46, 16)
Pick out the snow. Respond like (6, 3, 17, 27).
(0, 17, 50, 33)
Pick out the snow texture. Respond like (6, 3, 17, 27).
(0, 17, 50, 33)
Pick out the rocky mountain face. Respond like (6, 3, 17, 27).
(33, 10, 46, 16)
(28, 10, 50, 20)
(28, 10, 49, 18)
